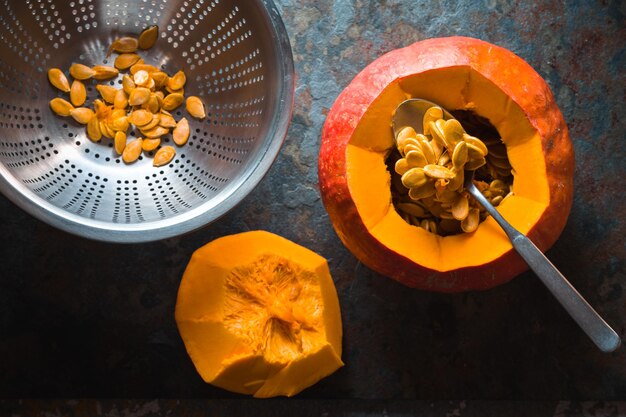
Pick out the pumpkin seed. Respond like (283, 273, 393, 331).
(122, 138, 143, 163)
(92, 65, 119, 80)
(394, 158, 410, 175)
(422, 106, 443, 135)
(69, 107, 94, 124)
(442, 119, 464, 148)
(451, 141, 468, 169)
(49, 98, 74, 116)
(451, 194, 469, 220)
(144, 94, 160, 113)
(158, 113, 176, 128)
(398, 137, 420, 153)
(408, 181, 436, 200)
(153, 145, 176, 167)
(436, 151, 450, 166)
(140, 114, 161, 131)
(165, 85, 184, 95)
(466, 142, 486, 159)
(139, 25, 159, 50)
(114, 53, 141, 70)
(404, 143, 421, 155)
(162, 93, 184, 111)
(172, 117, 190, 146)
(140, 125, 169, 138)
(47, 68, 70, 92)
(491, 195, 503, 206)
(186, 96, 205, 119)
(133, 70, 151, 87)
(112, 116, 129, 132)
(461, 208, 480, 233)
(128, 109, 153, 126)
(423, 164, 455, 180)
(111, 108, 125, 120)
(70, 80, 86, 107)
(114, 89, 128, 109)
(151, 71, 169, 88)
(114, 131, 127, 154)
(98, 102, 116, 118)
(168, 70, 187, 91)
(415, 135, 436, 164)
(142, 138, 161, 151)
(489, 179, 507, 194)
(428, 119, 446, 147)
(397, 202, 427, 218)
(401, 167, 428, 188)
(428, 220, 437, 235)
(130, 63, 158, 75)
(429, 138, 444, 161)
(110, 36, 138, 54)
(405, 149, 428, 168)
(122, 74, 136, 95)
(396, 126, 417, 144)
(447, 168, 464, 191)
(462, 133, 489, 155)
(87, 115, 101, 142)
(99, 120, 115, 138)
(128, 87, 151, 106)
(97, 84, 118, 103)
(69, 63, 96, 80)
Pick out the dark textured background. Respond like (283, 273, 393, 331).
(1, 0, 625, 414)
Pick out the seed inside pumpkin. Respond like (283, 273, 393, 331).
(389, 109, 514, 236)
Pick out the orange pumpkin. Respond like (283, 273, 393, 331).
(175, 231, 343, 397)
(319, 36, 574, 292)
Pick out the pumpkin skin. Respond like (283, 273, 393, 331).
(318, 36, 574, 292)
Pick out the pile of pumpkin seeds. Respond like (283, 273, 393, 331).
(47, 26, 206, 167)
(392, 106, 512, 235)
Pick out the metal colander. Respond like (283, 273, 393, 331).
(0, 0, 293, 242)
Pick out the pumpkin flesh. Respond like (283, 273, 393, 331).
(175, 231, 343, 397)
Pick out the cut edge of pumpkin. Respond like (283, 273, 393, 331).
(345, 66, 550, 272)
(175, 231, 344, 396)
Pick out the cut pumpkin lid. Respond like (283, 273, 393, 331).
(175, 231, 343, 397)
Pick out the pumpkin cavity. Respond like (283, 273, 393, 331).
(388, 110, 514, 236)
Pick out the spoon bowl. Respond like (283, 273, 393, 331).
(392, 98, 454, 138)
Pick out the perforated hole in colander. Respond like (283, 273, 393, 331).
(0, 0, 293, 241)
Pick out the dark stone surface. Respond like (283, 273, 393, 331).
(0, 0, 625, 409)
(2, 399, 626, 417)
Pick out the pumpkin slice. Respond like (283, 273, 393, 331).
(175, 231, 343, 397)
(319, 37, 574, 292)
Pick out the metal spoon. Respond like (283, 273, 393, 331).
(392, 98, 621, 352)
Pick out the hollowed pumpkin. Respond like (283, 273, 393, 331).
(175, 231, 343, 397)
(319, 37, 574, 292)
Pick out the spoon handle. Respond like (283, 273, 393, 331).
(466, 182, 621, 352)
